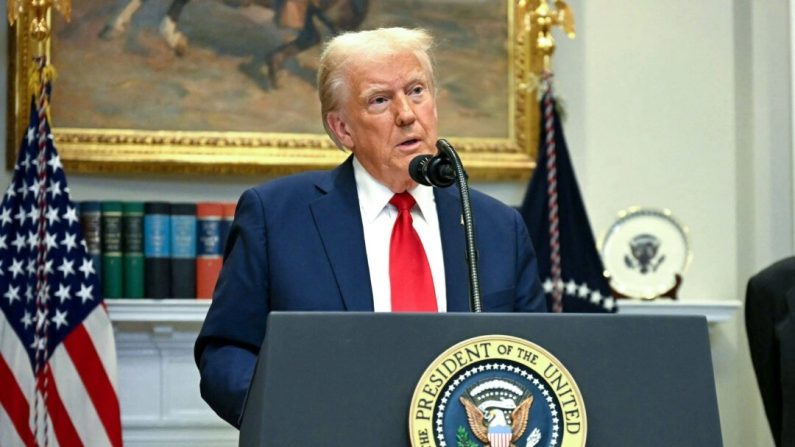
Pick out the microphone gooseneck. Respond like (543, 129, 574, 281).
(408, 140, 482, 312)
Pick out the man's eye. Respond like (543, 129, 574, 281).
(411, 86, 424, 95)
(371, 97, 388, 105)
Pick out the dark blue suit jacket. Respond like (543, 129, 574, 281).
(746, 257, 795, 446)
(194, 157, 546, 427)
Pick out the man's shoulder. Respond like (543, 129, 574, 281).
(468, 188, 521, 220)
(468, 188, 508, 206)
(435, 187, 522, 234)
(245, 157, 353, 202)
(750, 256, 795, 291)
(249, 170, 328, 197)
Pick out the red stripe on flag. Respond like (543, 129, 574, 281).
(0, 355, 36, 447)
(42, 367, 83, 447)
(63, 324, 123, 447)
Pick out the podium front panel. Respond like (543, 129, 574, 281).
(239, 313, 722, 447)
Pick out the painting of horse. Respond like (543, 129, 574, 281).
(50, 0, 510, 140)
(98, 0, 369, 88)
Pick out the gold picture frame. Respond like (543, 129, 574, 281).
(7, 1, 541, 179)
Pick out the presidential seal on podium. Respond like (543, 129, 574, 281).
(409, 335, 586, 447)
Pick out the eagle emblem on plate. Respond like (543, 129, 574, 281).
(409, 335, 586, 447)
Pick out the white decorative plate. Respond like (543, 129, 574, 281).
(600, 208, 691, 299)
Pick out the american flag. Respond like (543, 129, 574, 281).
(0, 67, 122, 446)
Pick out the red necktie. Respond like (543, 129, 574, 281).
(389, 192, 437, 312)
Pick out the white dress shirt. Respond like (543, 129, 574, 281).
(352, 157, 447, 312)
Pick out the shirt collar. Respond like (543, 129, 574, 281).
(352, 156, 435, 223)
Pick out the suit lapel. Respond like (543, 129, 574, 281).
(309, 157, 374, 311)
(435, 188, 470, 312)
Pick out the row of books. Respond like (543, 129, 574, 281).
(77, 201, 237, 299)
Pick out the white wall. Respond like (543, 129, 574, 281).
(563, 2, 742, 444)
(541, 1, 792, 445)
(556, 1, 791, 446)
(2, 1, 793, 446)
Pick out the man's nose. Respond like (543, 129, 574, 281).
(394, 95, 417, 127)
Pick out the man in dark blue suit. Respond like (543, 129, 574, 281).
(746, 257, 795, 446)
(194, 27, 547, 428)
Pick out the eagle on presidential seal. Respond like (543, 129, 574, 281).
(459, 379, 535, 447)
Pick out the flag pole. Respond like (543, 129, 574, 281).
(3, 4, 123, 446)
(515, 0, 576, 181)
(7, 1, 71, 444)
(519, 1, 580, 312)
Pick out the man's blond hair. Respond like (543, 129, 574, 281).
(317, 27, 435, 148)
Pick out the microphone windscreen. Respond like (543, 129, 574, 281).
(409, 154, 433, 186)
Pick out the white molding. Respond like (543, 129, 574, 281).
(122, 423, 237, 447)
(108, 297, 743, 324)
(109, 299, 237, 447)
(108, 299, 212, 323)
(617, 299, 742, 323)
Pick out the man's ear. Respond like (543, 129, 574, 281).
(326, 111, 354, 149)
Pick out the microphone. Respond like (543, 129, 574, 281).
(409, 153, 455, 188)
(407, 139, 483, 313)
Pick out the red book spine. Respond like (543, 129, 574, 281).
(196, 202, 224, 299)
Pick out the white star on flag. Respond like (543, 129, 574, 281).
(62, 205, 79, 226)
(47, 154, 62, 173)
(54, 283, 71, 303)
(0, 207, 12, 226)
(11, 234, 26, 252)
(78, 258, 96, 278)
(48, 180, 63, 198)
(9, 258, 24, 278)
(51, 309, 68, 330)
(20, 310, 33, 328)
(61, 232, 77, 252)
(76, 283, 94, 304)
(4, 285, 20, 304)
(57, 258, 75, 278)
(45, 206, 60, 224)
(14, 207, 27, 226)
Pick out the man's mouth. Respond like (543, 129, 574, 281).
(397, 138, 421, 149)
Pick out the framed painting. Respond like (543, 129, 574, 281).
(7, 0, 542, 179)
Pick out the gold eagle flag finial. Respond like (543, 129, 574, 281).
(8, 0, 69, 131)
(8, 0, 72, 45)
(518, 0, 577, 73)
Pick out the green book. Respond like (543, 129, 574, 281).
(101, 201, 123, 299)
(122, 202, 145, 299)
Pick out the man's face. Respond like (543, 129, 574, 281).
(326, 52, 438, 192)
